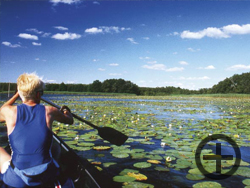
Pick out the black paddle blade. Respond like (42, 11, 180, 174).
(98, 127, 128, 146)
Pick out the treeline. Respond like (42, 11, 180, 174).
(1, 72, 249, 95)
(209, 72, 250, 94)
(45, 79, 140, 95)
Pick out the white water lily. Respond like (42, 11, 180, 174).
(166, 157, 172, 162)
(161, 142, 165, 146)
(74, 135, 79, 140)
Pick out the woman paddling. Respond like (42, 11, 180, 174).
(0, 73, 73, 187)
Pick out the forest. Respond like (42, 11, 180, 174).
(1, 72, 250, 95)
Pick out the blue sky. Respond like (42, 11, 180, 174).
(1, 0, 250, 90)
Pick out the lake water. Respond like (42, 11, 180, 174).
(0, 93, 249, 188)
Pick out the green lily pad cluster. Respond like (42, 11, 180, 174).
(2, 95, 250, 187)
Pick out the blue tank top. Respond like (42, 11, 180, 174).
(9, 104, 53, 169)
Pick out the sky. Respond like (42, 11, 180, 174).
(1, 0, 250, 90)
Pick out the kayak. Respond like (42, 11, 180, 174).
(0, 127, 121, 188)
(50, 133, 121, 188)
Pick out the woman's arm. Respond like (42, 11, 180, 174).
(45, 106, 74, 129)
(0, 92, 19, 122)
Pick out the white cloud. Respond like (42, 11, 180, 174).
(18, 33, 38, 40)
(187, 47, 200, 52)
(180, 76, 210, 80)
(42, 33, 51, 37)
(179, 61, 189, 65)
(181, 27, 229, 39)
(2, 41, 21, 48)
(85, 26, 131, 34)
(197, 65, 215, 70)
(98, 68, 105, 71)
(121, 27, 131, 31)
(51, 32, 81, 40)
(223, 24, 250, 35)
(127, 38, 138, 44)
(143, 37, 150, 40)
(54, 26, 69, 31)
(205, 65, 215, 70)
(32, 42, 41, 46)
(142, 64, 167, 71)
(226, 64, 250, 71)
(67, 81, 76, 84)
(43, 79, 57, 83)
(180, 24, 250, 39)
(147, 61, 157, 64)
(109, 63, 119, 66)
(142, 64, 184, 72)
(93, 1, 100, 5)
(50, 0, 80, 4)
(26, 28, 44, 34)
(164, 81, 184, 88)
(139, 57, 151, 60)
(85, 27, 103, 34)
(167, 32, 179, 36)
(165, 67, 184, 72)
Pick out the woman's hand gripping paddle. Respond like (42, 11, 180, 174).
(41, 97, 128, 146)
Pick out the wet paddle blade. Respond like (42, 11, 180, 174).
(97, 127, 128, 146)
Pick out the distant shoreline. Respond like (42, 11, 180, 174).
(1, 91, 250, 98)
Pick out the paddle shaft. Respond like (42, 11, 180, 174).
(41, 97, 128, 146)
(41, 97, 98, 129)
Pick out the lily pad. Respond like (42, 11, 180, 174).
(188, 168, 203, 175)
(186, 174, 205, 181)
(119, 169, 139, 176)
(75, 147, 92, 151)
(243, 179, 250, 186)
(93, 146, 111, 150)
(112, 153, 129, 158)
(127, 172, 147, 181)
(103, 162, 117, 168)
(237, 167, 250, 177)
(113, 175, 136, 183)
(131, 153, 145, 159)
(147, 160, 161, 164)
(154, 167, 170, 172)
(133, 162, 152, 169)
(192, 181, 222, 188)
(78, 142, 95, 147)
(122, 182, 154, 188)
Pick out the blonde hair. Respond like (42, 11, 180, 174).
(17, 73, 44, 101)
